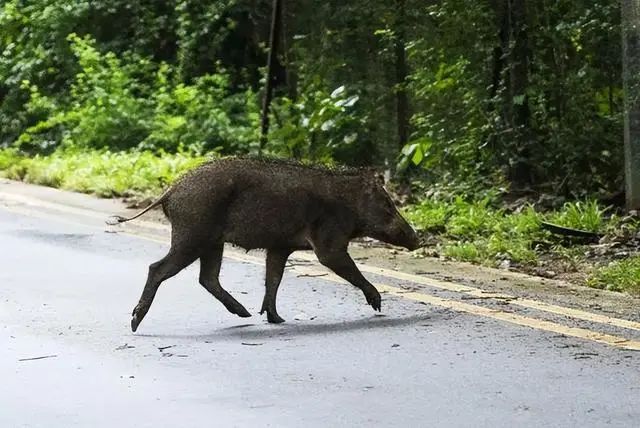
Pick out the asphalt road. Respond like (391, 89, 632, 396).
(1, 205, 640, 427)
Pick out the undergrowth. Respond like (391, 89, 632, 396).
(404, 195, 625, 270)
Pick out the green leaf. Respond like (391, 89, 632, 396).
(411, 146, 424, 165)
(513, 95, 526, 105)
(330, 86, 345, 98)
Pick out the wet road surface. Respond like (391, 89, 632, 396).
(1, 205, 639, 427)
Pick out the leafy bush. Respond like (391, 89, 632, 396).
(14, 34, 259, 154)
(268, 85, 367, 163)
(142, 65, 260, 153)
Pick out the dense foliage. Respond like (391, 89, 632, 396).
(0, 0, 625, 195)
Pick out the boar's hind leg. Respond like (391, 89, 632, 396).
(131, 245, 200, 332)
(260, 249, 291, 324)
(199, 244, 251, 318)
(315, 248, 382, 312)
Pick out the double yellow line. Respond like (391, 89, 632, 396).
(2, 188, 640, 351)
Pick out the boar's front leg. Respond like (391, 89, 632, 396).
(260, 249, 291, 324)
(313, 245, 382, 312)
(131, 245, 200, 332)
(199, 243, 251, 318)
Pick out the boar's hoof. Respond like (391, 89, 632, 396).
(366, 291, 382, 312)
(131, 314, 141, 332)
(131, 305, 147, 332)
(266, 312, 286, 324)
(220, 297, 251, 318)
(233, 305, 252, 318)
(260, 303, 285, 323)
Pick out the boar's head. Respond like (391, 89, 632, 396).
(358, 171, 421, 251)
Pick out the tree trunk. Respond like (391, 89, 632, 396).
(507, 0, 534, 188)
(395, 0, 410, 154)
(259, 0, 283, 153)
(488, 0, 509, 104)
(483, 0, 510, 154)
(622, 0, 640, 210)
(281, 0, 297, 100)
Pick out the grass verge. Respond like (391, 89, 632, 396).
(0, 148, 207, 199)
(403, 197, 622, 266)
(587, 257, 640, 294)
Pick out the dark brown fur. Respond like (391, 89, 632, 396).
(108, 157, 420, 331)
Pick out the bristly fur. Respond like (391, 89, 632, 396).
(106, 155, 383, 226)
(199, 155, 380, 178)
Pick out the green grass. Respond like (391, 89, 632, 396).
(547, 200, 617, 232)
(587, 257, 640, 294)
(405, 195, 640, 292)
(0, 148, 208, 198)
(404, 198, 546, 265)
(404, 196, 624, 269)
(443, 241, 484, 263)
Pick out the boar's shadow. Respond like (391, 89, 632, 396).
(136, 313, 441, 341)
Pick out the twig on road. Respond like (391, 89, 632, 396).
(296, 273, 328, 278)
(157, 345, 175, 352)
(18, 355, 58, 362)
(115, 343, 135, 351)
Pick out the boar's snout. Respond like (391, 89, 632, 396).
(363, 179, 422, 251)
(387, 215, 421, 251)
(405, 233, 422, 251)
(402, 227, 421, 251)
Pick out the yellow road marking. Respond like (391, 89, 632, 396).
(379, 286, 640, 351)
(292, 252, 640, 332)
(2, 190, 640, 351)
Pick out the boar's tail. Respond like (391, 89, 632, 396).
(105, 188, 172, 226)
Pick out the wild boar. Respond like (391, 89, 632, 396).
(107, 157, 420, 331)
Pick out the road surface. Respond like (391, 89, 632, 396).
(1, 185, 639, 427)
